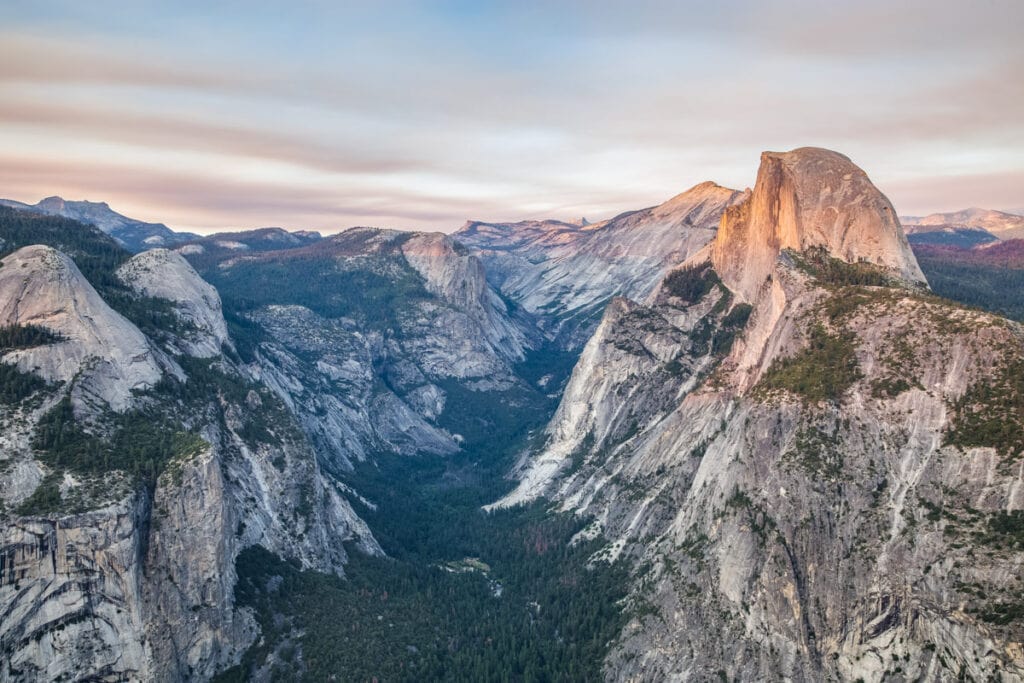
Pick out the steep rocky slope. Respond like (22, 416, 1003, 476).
(456, 181, 747, 347)
(400, 232, 530, 365)
(498, 148, 1024, 681)
(0, 214, 378, 681)
(182, 226, 541, 471)
(116, 248, 230, 358)
(0, 196, 199, 252)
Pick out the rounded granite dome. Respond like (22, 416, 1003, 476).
(710, 146, 926, 302)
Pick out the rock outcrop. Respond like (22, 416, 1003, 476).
(1, 421, 379, 682)
(0, 245, 164, 411)
(249, 303, 461, 467)
(1, 499, 153, 680)
(710, 147, 926, 302)
(400, 232, 530, 364)
(0, 234, 380, 682)
(142, 420, 379, 681)
(117, 248, 230, 358)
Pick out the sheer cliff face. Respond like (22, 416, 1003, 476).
(400, 232, 530, 365)
(456, 181, 747, 346)
(0, 239, 379, 682)
(501, 149, 1024, 680)
(711, 148, 926, 302)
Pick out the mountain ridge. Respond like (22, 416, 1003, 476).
(493, 147, 1024, 679)
(0, 196, 201, 253)
(456, 180, 748, 347)
(902, 206, 1024, 240)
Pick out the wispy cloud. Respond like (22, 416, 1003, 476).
(0, 1, 1021, 230)
(0, 98, 426, 176)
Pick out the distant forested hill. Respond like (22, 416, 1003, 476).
(913, 239, 1024, 321)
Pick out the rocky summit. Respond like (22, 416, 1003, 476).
(0, 245, 165, 412)
(710, 147, 926, 302)
(1, 148, 1022, 682)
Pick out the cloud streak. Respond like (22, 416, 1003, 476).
(0, 1, 1021, 231)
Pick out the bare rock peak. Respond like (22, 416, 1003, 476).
(709, 146, 926, 301)
(116, 248, 230, 358)
(681, 179, 733, 194)
(653, 180, 745, 220)
(36, 195, 68, 211)
(37, 195, 111, 212)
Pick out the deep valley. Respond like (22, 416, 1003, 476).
(2, 148, 1023, 682)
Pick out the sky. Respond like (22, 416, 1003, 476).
(1, 0, 1022, 234)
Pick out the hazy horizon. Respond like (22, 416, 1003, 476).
(2, 1, 1022, 234)
(3, 180, 1024, 239)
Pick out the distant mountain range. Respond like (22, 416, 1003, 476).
(0, 196, 201, 252)
(6, 191, 1021, 259)
(455, 181, 747, 347)
(902, 206, 1024, 240)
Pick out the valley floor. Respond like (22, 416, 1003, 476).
(215, 349, 630, 682)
